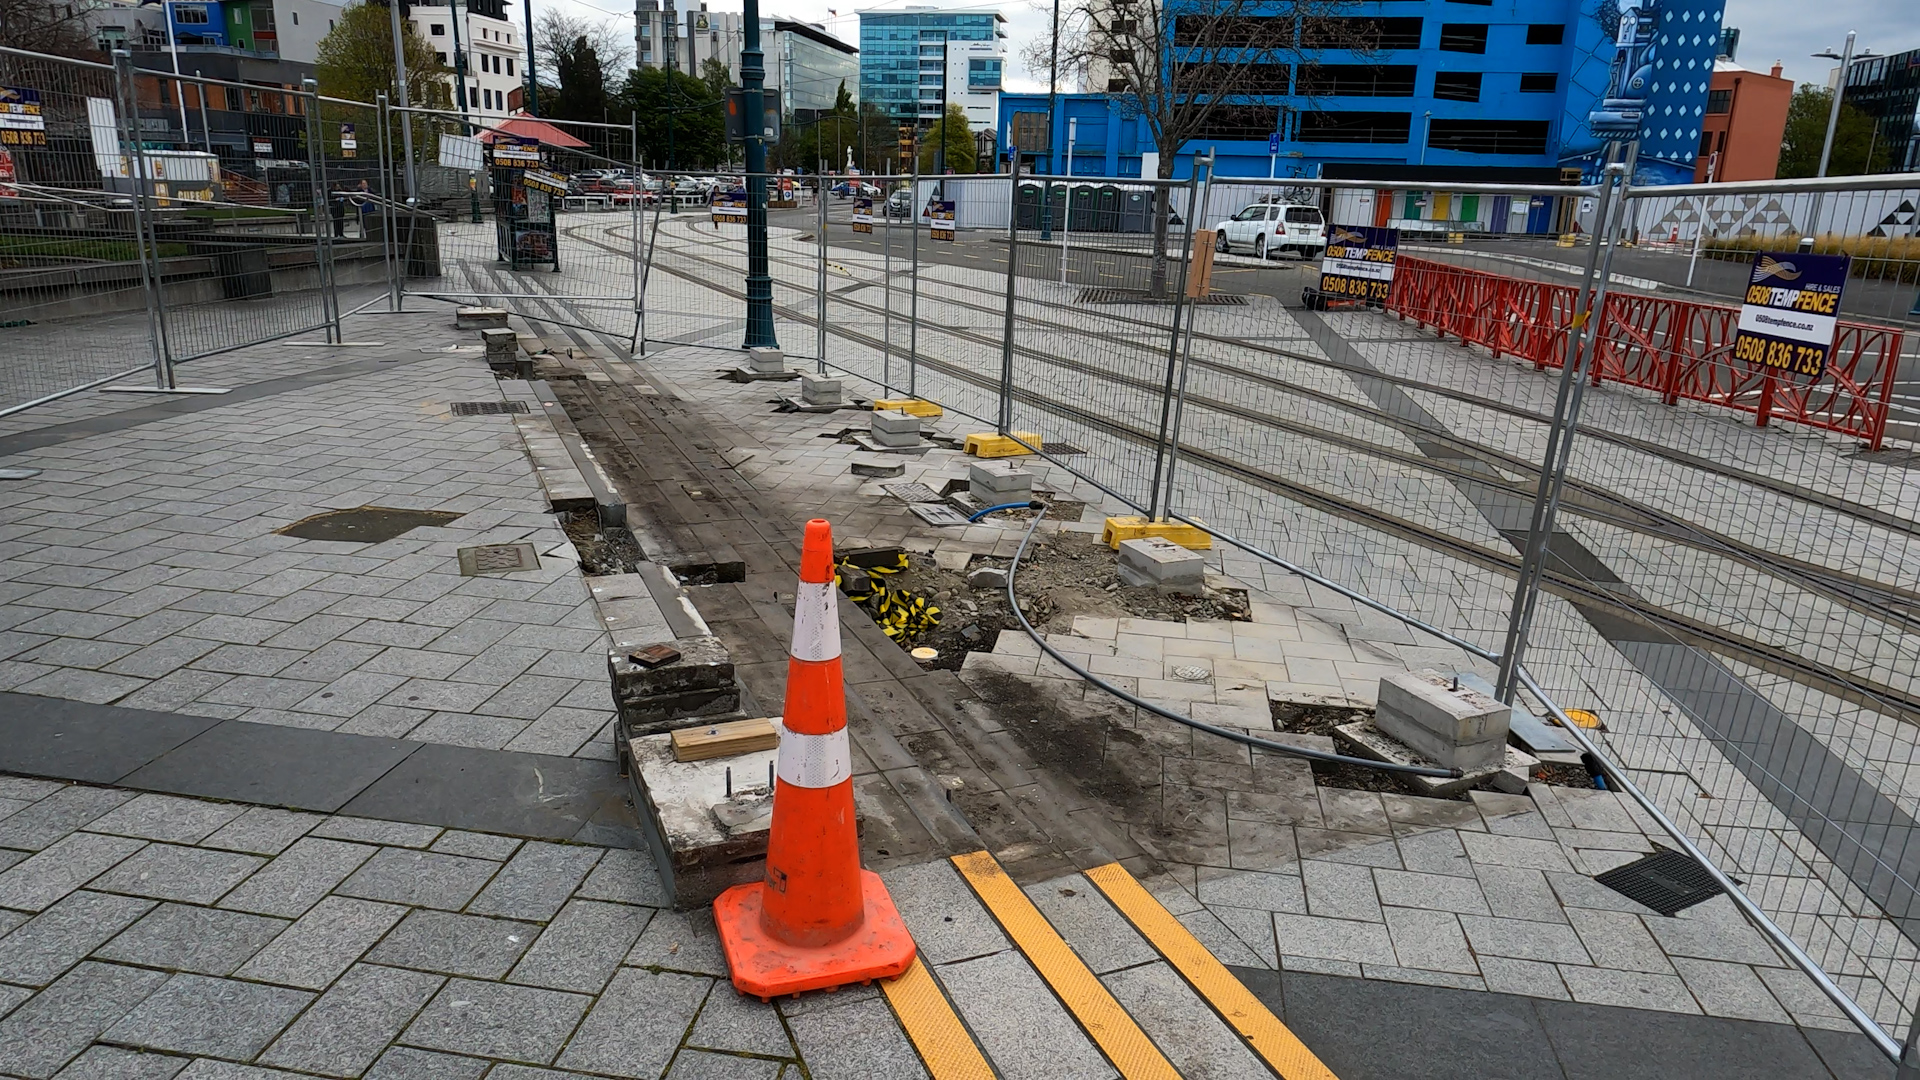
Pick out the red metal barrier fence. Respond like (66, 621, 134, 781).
(1387, 255, 1905, 450)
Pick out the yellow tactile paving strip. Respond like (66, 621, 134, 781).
(950, 851, 1183, 1080)
(1085, 862, 1341, 1080)
(880, 957, 998, 1080)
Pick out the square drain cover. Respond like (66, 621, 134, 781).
(881, 482, 944, 503)
(277, 506, 462, 544)
(457, 542, 542, 575)
(450, 401, 530, 416)
(909, 504, 971, 527)
(1594, 847, 1725, 916)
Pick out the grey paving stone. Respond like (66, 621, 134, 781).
(1024, 877, 1158, 975)
(261, 963, 446, 1078)
(88, 843, 264, 905)
(49, 1045, 189, 1080)
(1193, 869, 1306, 915)
(103, 971, 314, 1058)
(81, 794, 245, 845)
(1556, 965, 1702, 1014)
(881, 859, 1009, 966)
(0, 786, 136, 851)
(1372, 868, 1490, 916)
(1543, 871, 1659, 916)
(1565, 908, 1676, 974)
(466, 842, 601, 921)
(361, 1047, 489, 1080)
(1269, 912, 1395, 965)
(367, 909, 540, 979)
(1478, 956, 1571, 1000)
(780, 993, 930, 1080)
(192, 644, 307, 677)
(624, 908, 729, 976)
(1459, 914, 1592, 965)
(0, 890, 156, 986)
(1301, 860, 1382, 922)
(936, 949, 1115, 1080)
(0, 960, 169, 1078)
(201, 807, 325, 855)
(1642, 910, 1783, 966)
(1103, 961, 1270, 1080)
(552, 967, 713, 1078)
(0, 777, 64, 801)
(170, 1060, 311, 1080)
(94, 902, 291, 976)
(661, 1051, 781, 1080)
(237, 896, 409, 991)
(575, 848, 667, 908)
(427, 831, 523, 860)
(219, 837, 378, 918)
(13, 668, 149, 704)
(1382, 906, 1479, 975)
(1669, 957, 1791, 1023)
(1473, 865, 1569, 924)
(1460, 832, 1576, 874)
(0, 832, 148, 912)
(1394, 828, 1476, 877)
(336, 848, 501, 911)
(509, 899, 651, 993)
(401, 978, 593, 1065)
(310, 817, 442, 848)
(102, 637, 224, 680)
(333, 705, 432, 740)
(1180, 906, 1273, 968)
(685, 979, 792, 1057)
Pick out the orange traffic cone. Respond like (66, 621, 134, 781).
(713, 518, 916, 998)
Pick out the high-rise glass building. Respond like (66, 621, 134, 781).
(858, 8, 1006, 127)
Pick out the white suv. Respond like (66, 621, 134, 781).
(1213, 201, 1327, 260)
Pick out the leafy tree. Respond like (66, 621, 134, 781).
(549, 35, 608, 126)
(857, 100, 898, 176)
(918, 103, 975, 173)
(532, 9, 630, 92)
(1778, 86, 1890, 178)
(831, 80, 855, 119)
(700, 56, 733, 99)
(0, 0, 101, 58)
(615, 66, 725, 169)
(314, 3, 449, 161)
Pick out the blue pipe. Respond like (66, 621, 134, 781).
(967, 500, 1044, 522)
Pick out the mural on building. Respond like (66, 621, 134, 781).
(1562, 0, 1723, 186)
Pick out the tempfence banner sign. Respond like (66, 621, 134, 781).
(1318, 224, 1398, 303)
(930, 199, 955, 241)
(851, 197, 872, 233)
(1731, 252, 1850, 379)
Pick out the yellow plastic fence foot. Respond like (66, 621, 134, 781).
(873, 398, 943, 418)
(1100, 516, 1213, 551)
(962, 432, 1040, 458)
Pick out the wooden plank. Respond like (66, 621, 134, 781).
(671, 717, 779, 762)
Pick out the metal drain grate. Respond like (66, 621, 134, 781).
(1045, 442, 1088, 455)
(1594, 847, 1726, 916)
(910, 504, 971, 527)
(449, 401, 530, 416)
(881, 482, 944, 503)
(1076, 288, 1249, 306)
(457, 542, 542, 576)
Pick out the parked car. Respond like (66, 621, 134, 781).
(1212, 200, 1325, 259)
(831, 180, 881, 199)
(883, 189, 912, 218)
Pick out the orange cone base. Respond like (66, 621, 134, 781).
(713, 870, 917, 999)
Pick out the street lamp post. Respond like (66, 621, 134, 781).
(1040, 0, 1058, 241)
(741, 0, 776, 347)
(1809, 32, 1876, 238)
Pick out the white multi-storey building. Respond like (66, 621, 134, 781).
(407, 0, 524, 124)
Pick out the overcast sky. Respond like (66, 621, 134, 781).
(537, 0, 1919, 98)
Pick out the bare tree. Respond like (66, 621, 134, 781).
(0, 0, 106, 58)
(1039, 0, 1368, 294)
(532, 9, 632, 94)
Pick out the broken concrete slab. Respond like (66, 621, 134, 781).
(456, 306, 509, 329)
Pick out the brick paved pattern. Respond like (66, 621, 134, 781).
(0, 780, 897, 1079)
(0, 316, 616, 759)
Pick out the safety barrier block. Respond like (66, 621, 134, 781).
(963, 432, 1041, 458)
(1100, 516, 1213, 551)
(873, 398, 943, 418)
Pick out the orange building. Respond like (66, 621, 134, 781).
(1694, 58, 1794, 181)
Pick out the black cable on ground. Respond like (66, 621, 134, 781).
(1000, 504, 1462, 779)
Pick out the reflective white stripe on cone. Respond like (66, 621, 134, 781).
(792, 581, 841, 662)
(777, 727, 852, 789)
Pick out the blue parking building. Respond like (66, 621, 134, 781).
(997, 0, 1722, 187)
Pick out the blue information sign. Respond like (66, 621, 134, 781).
(1731, 252, 1850, 379)
(1267, 132, 1281, 154)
